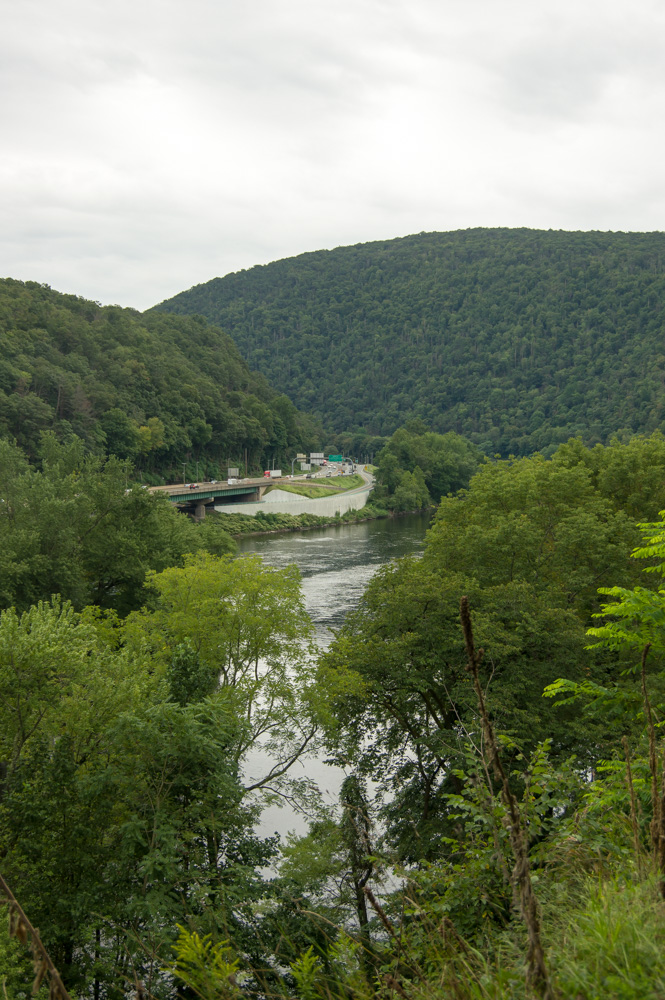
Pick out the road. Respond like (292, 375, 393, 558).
(291, 466, 373, 490)
(148, 477, 268, 498)
(150, 466, 374, 499)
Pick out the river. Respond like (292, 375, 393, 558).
(237, 512, 431, 838)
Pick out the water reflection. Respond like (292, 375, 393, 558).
(238, 513, 431, 648)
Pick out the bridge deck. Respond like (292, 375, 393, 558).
(150, 479, 270, 503)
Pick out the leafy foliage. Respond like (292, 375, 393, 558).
(0, 582, 290, 994)
(125, 550, 320, 802)
(0, 436, 235, 614)
(319, 441, 665, 862)
(374, 422, 484, 508)
(425, 452, 640, 616)
(8, 435, 665, 997)
(171, 928, 240, 1000)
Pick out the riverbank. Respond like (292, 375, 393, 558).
(213, 501, 434, 539)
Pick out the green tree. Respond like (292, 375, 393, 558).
(553, 432, 665, 522)
(137, 415, 166, 455)
(320, 557, 587, 861)
(125, 551, 320, 804)
(390, 465, 431, 511)
(426, 454, 639, 618)
(376, 426, 482, 505)
(0, 597, 275, 996)
(339, 775, 375, 957)
(319, 450, 648, 860)
(99, 407, 141, 460)
(0, 437, 230, 615)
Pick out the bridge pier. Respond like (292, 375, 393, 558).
(194, 501, 207, 521)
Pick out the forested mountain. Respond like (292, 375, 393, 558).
(0, 278, 321, 480)
(154, 228, 665, 455)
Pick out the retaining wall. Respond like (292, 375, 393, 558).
(214, 487, 371, 517)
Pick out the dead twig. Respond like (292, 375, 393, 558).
(622, 736, 643, 878)
(0, 873, 72, 1000)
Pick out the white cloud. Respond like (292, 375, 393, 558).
(1, 0, 664, 308)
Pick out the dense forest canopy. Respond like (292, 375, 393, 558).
(5, 434, 665, 997)
(373, 421, 484, 510)
(154, 227, 665, 455)
(320, 433, 665, 861)
(0, 278, 321, 480)
(0, 436, 236, 615)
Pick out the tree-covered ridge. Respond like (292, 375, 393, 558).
(153, 228, 665, 455)
(0, 278, 321, 479)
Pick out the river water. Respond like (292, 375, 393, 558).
(237, 513, 431, 838)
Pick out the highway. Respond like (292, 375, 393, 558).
(149, 477, 268, 498)
(149, 465, 373, 501)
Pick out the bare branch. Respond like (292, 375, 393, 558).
(0, 873, 72, 1000)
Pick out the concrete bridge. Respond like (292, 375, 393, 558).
(211, 469, 375, 518)
(149, 478, 275, 519)
(151, 469, 374, 520)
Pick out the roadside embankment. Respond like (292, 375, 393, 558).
(216, 471, 372, 518)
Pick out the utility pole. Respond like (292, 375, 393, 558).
(182, 462, 186, 484)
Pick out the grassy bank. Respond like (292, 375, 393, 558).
(264, 473, 365, 498)
(211, 499, 395, 537)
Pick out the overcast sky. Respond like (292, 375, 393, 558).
(2, 0, 664, 310)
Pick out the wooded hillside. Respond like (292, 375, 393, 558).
(0, 278, 320, 480)
(154, 228, 665, 455)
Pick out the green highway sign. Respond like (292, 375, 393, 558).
(328, 454, 343, 462)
